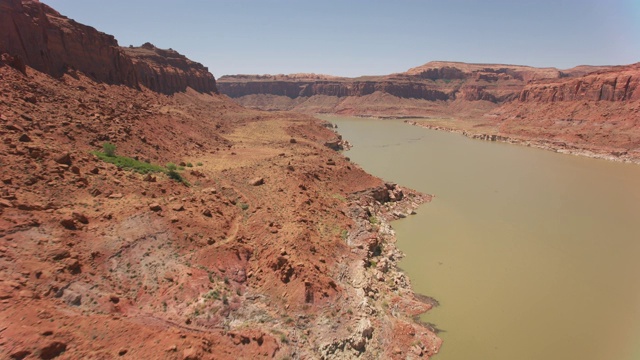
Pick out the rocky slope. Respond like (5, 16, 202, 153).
(0, 1, 440, 359)
(217, 62, 570, 117)
(0, 0, 216, 94)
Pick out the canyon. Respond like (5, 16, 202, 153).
(0, 0, 440, 359)
(219, 61, 640, 162)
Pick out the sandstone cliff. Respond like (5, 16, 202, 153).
(409, 63, 640, 162)
(121, 42, 216, 95)
(515, 63, 639, 102)
(217, 61, 574, 116)
(484, 63, 640, 156)
(0, 0, 216, 94)
(218, 77, 453, 101)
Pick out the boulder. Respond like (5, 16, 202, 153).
(249, 177, 264, 186)
(60, 217, 76, 230)
(54, 153, 72, 165)
(39, 341, 67, 360)
(72, 212, 89, 224)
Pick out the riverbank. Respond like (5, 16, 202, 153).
(405, 120, 640, 164)
(320, 183, 441, 359)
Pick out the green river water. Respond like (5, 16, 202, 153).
(324, 115, 640, 360)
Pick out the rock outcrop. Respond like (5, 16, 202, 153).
(218, 77, 453, 101)
(0, 0, 216, 94)
(121, 43, 217, 95)
(515, 63, 639, 102)
(0, 0, 137, 84)
(483, 63, 640, 159)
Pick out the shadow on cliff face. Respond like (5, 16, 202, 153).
(0, 0, 216, 95)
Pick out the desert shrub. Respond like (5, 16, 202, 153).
(92, 151, 164, 174)
(103, 142, 117, 157)
(166, 163, 179, 181)
(167, 168, 189, 186)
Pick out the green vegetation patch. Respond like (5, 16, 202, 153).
(92, 150, 164, 174)
(92, 143, 189, 185)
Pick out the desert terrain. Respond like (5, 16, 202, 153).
(0, 0, 440, 359)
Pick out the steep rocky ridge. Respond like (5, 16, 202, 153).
(0, 0, 216, 94)
(404, 61, 561, 82)
(0, 1, 440, 359)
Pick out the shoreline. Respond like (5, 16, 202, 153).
(339, 182, 442, 359)
(405, 120, 640, 165)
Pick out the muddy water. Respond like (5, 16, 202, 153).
(325, 115, 640, 360)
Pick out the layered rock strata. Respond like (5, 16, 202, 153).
(216, 62, 570, 116)
(0, 0, 216, 94)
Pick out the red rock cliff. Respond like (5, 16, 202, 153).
(120, 43, 217, 95)
(487, 63, 640, 154)
(218, 78, 453, 101)
(516, 64, 639, 102)
(0, 0, 216, 94)
(217, 61, 567, 110)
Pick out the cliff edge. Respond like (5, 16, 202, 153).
(0, 0, 216, 94)
(485, 63, 640, 157)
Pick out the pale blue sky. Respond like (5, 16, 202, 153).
(47, 0, 640, 77)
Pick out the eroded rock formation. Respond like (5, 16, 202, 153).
(515, 64, 639, 102)
(0, 0, 216, 94)
(121, 42, 216, 95)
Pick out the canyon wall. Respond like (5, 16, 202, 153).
(487, 63, 640, 154)
(217, 62, 568, 116)
(120, 42, 216, 95)
(218, 78, 453, 101)
(0, 0, 216, 94)
(516, 64, 639, 102)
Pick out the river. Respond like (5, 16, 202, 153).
(323, 115, 640, 360)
